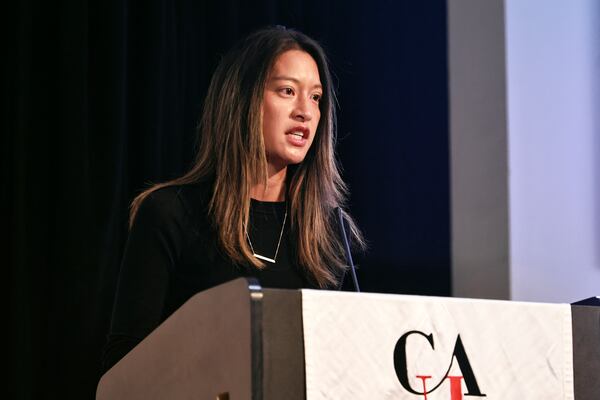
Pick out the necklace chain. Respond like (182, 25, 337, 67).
(245, 209, 288, 264)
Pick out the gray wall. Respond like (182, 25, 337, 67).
(448, 0, 510, 299)
(449, 0, 600, 303)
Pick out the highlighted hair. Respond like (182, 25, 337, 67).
(130, 27, 365, 288)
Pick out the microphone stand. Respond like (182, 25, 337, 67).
(337, 207, 360, 292)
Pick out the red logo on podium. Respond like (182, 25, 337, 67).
(394, 331, 486, 399)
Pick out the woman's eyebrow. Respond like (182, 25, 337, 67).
(270, 75, 322, 89)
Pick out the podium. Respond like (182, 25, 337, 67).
(97, 278, 600, 400)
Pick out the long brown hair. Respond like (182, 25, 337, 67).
(130, 26, 365, 288)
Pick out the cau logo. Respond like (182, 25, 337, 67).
(393, 331, 486, 400)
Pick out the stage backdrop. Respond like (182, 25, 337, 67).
(7, 0, 449, 398)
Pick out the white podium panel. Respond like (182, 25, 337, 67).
(302, 290, 574, 400)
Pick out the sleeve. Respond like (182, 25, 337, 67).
(101, 189, 185, 374)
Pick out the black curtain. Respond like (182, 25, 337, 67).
(7, 1, 448, 398)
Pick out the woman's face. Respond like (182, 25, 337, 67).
(262, 49, 322, 173)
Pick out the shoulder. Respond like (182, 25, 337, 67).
(144, 182, 211, 208)
(133, 182, 213, 229)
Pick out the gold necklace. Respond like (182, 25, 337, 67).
(245, 209, 287, 263)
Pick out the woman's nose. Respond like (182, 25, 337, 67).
(292, 97, 313, 122)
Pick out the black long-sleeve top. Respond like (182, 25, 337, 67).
(102, 182, 324, 374)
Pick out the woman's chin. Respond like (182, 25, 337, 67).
(268, 151, 309, 169)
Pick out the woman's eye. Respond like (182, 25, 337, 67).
(312, 93, 322, 102)
(281, 87, 294, 96)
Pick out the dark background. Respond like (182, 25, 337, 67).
(7, 0, 449, 398)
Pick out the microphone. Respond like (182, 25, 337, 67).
(337, 207, 360, 292)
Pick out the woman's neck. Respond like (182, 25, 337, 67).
(250, 166, 287, 202)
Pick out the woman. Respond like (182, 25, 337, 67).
(102, 26, 364, 373)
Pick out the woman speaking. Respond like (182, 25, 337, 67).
(102, 26, 364, 373)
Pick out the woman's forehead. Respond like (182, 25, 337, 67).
(269, 50, 321, 86)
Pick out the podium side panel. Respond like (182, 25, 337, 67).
(97, 278, 255, 400)
(262, 289, 305, 400)
(572, 305, 600, 400)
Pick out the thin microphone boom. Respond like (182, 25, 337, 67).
(337, 207, 360, 292)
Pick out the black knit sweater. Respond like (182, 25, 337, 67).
(101, 182, 326, 373)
